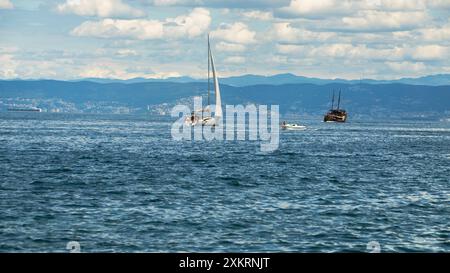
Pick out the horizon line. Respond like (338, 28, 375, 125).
(0, 72, 449, 82)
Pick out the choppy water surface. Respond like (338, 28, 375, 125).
(0, 113, 449, 252)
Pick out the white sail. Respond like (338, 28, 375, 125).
(195, 106, 210, 113)
(184, 35, 222, 126)
(209, 46, 222, 119)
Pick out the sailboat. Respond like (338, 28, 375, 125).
(324, 90, 347, 122)
(185, 34, 222, 126)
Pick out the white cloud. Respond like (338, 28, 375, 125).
(72, 19, 163, 39)
(224, 56, 246, 64)
(71, 8, 211, 40)
(341, 10, 428, 32)
(272, 22, 336, 43)
(276, 42, 450, 63)
(386, 61, 426, 73)
(0, 54, 18, 78)
(165, 8, 211, 38)
(148, 0, 289, 9)
(0, 46, 18, 54)
(428, 0, 450, 9)
(78, 62, 181, 79)
(0, 0, 13, 9)
(215, 42, 246, 52)
(116, 49, 138, 57)
(315, 44, 367, 59)
(0, 48, 201, 80)
(4, 0, 450, 80)
(419, 24, 450, 43)
(242, 10, 273, 21)
(0, 53, 68, 79)
(366, 0, 427, 11)
(275, 0, 434, 34)
(57, 0, 145, 18)
(78, 63, 140, 79)
(78, 66, 116, 78)
(277, 0, 352, 18)
(211, 22, 256, 44)
(373, 0, 450, 10)
(411, 45, 449, 61)
(276, 43, 405, 61)
(151, 0, 182, 6)
(276, 44, 304, 54)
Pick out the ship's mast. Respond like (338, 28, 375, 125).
(331, 90, 335, 110)
(207, 33, 211, 116)
(337, 90, 341, 110)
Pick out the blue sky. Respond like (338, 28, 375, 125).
(1, 0, 450, 80)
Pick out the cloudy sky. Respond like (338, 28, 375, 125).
(1, 0, 450, 80)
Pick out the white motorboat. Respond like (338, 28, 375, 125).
(281, 122, 307, 130)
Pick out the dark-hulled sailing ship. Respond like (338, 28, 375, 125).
(324, 90, 347, 122)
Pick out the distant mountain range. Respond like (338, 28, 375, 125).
(1, 80, 449, 119)
(65, 73, 450, 87)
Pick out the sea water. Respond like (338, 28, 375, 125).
(0, 113, 448, 252)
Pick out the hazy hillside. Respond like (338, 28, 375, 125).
(67, 73, 450, 87)
(0, 80, 449, 119)
(220, 73, 450, 87)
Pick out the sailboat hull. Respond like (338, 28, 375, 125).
(201, 117, 217, 126)
(184, 116, 218, 126)
(323, 110, 347, 122)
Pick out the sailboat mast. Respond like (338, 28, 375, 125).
(207, 34, 211, 109)
(331, 90, 335, 109)
(337, 90, 341, 109)
(209, 40, 223, 119)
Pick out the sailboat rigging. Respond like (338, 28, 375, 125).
(185, 34, 222, 126)
(324, 89, 348, 122)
